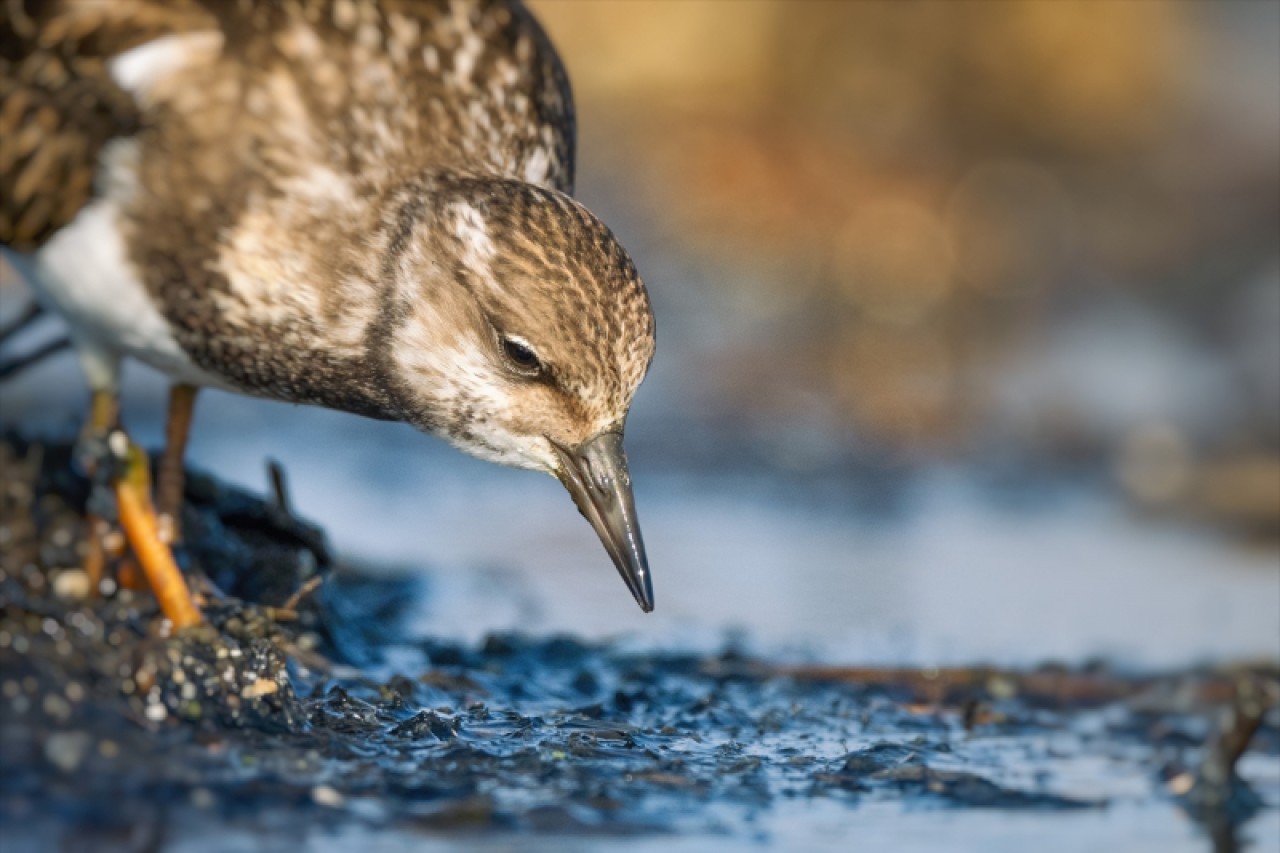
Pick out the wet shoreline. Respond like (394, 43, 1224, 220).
(1, 436, 1277, 851)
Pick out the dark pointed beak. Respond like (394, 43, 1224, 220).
(550, 431, 654, 612)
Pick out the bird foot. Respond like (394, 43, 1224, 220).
(115, 438, 202, 625)
(114, 439, 203, 629)
(74, 424, 203, 629)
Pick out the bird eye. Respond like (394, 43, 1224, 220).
(500, 336, 542, 374)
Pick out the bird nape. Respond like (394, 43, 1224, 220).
(0, 0, 657, 624)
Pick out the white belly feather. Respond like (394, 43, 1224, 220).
(28, 194, 228, 391)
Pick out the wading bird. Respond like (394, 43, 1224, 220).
(0, 0, 656, 627)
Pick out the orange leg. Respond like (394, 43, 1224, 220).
(156, 384, 199, 545)
(115, 441, 203, 629)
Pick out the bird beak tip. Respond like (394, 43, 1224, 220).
(551, 431, 655, 613)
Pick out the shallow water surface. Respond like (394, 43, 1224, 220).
(6, 358, 1279, 670)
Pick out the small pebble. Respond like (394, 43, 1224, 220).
(242, 678, 279, 699)
(42, 694, 71, 721)
(44, 732, 90, 774)
(102, 531, 125, 557)
(1167, 772, 1195, 796)
(312, 785, 344, 808)
(52, 570, 90, 601)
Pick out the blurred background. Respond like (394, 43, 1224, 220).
(3, 0, 1278, 666)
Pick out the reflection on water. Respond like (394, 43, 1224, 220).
(202, 801, 1280, 853)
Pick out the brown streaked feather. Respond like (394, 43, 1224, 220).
(0, 0, 211, 251)
(1, 0, 574, 254)
(109, 0, 578, 410)
(5, 0, 592, 423)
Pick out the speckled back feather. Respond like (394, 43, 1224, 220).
(1, 0, 575, 252)
(0, 0, 208, 250)
(3, 0, 584, 408)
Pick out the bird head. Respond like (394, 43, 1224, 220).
(380, 176, 657, 611)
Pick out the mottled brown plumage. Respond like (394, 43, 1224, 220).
(2, 0, 572, 247)
(1, 0, 659, 610)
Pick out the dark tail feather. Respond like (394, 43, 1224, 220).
(0, 301, 44, 347)
(0, 336, 70, 381)
(0, 298, 70, 381)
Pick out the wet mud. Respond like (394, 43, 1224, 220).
(0, 437, 1276, 851)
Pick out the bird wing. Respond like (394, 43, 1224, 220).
(0, 0, 213, 252)
(1, 0, 576, 254)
